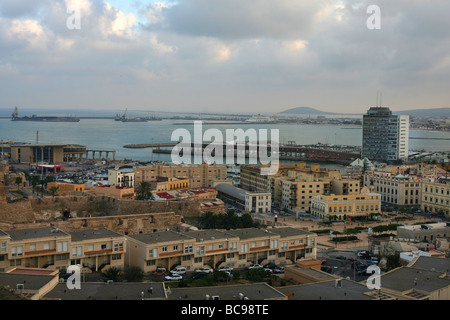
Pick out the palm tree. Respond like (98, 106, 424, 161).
(136, 181, 152, 200)
(49, 186, 59, 198)
(15, 176, 23, 191)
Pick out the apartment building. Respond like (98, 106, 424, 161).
(0, 227, 126, 273)
(134, 163, 227, 188)
(108, 168, 135, 188)
(421, 178, 450, 216)
(311, 193, 381, 220)
(364, 171, 422, 207)
(243, 162, 359, 212)
(150, 177, 190, 193)
(362, 106, 409, 162)
(46, 182, 85, 193)
(126, 227, 317, 273)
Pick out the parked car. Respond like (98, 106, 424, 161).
(195, 267, 213, 274)
(273, 266, 285, 273)
(171, 267, 187, 275)
(366, 260, 378, 266)
(152, 267, 167, 274)
(335, 255, 347, 260)
(164, 273, 183, 281)
(191, 272, 209, 280)
(263, 268, 273, 273)
(247, 264, 263, 270)
(217, 266, 233, 272)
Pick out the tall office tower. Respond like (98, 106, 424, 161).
(362, 107, 409, 163)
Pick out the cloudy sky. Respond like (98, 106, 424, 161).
(0, 0, 449, 114)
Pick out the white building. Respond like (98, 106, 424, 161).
(108, 168, 135, 188)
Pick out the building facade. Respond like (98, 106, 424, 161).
(364, 172, 422, 207)
(108, 168, 135, 188)
(126, 227, 317, 273)
(0, 227, 126, 273)
(421, 178, 450, 216)
(134, 163, 227, 188)
(311, 193, 381, 220)
(362, 107, 409, 163)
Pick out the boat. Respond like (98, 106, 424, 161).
(11, 107, 80, 122)
(245, 113, 276, 123)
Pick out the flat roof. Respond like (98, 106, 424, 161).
(409, 256, 450, 274)
(182, 229, 237, 241)
(129, 230, 195, 245)
(4, 227, 69, 241)
(267, 227, 316, 238)
(0, 273, 56, 291)
(167, 283, 287, 300)
(7, 268, 59, 276)
(379, 267, 450, 293)
(277, 279, 374, 300)
(69, 228, 124, 242)
(43, 282, 166, 300)
(224, 228, 277, 240)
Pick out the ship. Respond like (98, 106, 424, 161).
(245, 113, 276, 124)
(11, 107, 80, 122)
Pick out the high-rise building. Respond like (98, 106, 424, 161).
(362, 107, 409, 163)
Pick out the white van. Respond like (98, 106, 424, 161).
(171, 267, 187, 275)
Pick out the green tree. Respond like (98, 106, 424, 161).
(15, 176, 22, 190)
(102, 267, 122, 282)
(49, 186, 58, 198)
(123, 266, 144, 282)
(136, 181, 153, 200)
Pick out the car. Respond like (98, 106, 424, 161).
(171, 267, 187, 275)
(263, 263, 277, 269)
(217, 266, 233, 272)
(335, 255, 347, 260)
(366, 260, 378, 266)
(351, 261, 366, 270)
(195, 267, 213, 274)
(273, 266, 285, 273)
(152, 267, 167, 274)
(191, 272, 209, 280)
(321, 260, 327, 264)
(164, 274, 183, 281)
(247, 264, 263, 270)
(263, 268, 273, 273)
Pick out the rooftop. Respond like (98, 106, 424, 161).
(409, 256, 450, 274)
(277, 279, 374, 300)
(69, 228, 124, 242)
(4, 227, 69, 241)
(167, 282, 287, 300)
(379, 266, 450, 293)
(129, 230, 195, 245)
(43, 282, 166, 300)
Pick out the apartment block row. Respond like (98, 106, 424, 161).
(0, 227, 126, 273)
(240, 161, 361, 212)
(127, 227, 317, 273)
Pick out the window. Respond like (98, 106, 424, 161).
(29, 244, 36, 251)
(162, 246, 168, 252)
(184, 244, 193, 253)
(72, 246, 82, 257)
(43, 242, 50, 250)
(0, 242, 6, 252)
(101, 244, 107, 250)
(149, 248, 158, 258)
(114, 242, 124, 252)
(88, 244, 94, 252)
(173, 245, 179, 251)
(58, 241, 68, 252)
(12, 246, 23, 257)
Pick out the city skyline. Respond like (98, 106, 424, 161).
(1, 0, 450, 114)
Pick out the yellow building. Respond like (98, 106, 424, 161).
(421, 178, 450, 216)
(151, 177, 190, 193)
(47, 182, 85, 193)
(311, 192, 381, 220)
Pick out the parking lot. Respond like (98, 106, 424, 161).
(317, 250, 377, 282)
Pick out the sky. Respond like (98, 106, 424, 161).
(0, 0, 449, 115)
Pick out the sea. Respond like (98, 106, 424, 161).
(0, 118, 449, 169)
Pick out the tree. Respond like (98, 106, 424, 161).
(136, 181, 153, 200)
(102, 267, 122, 282)
(123, 266, 144, 282)
(15, 176, 22, 190)
(49, 186, 58, 198)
